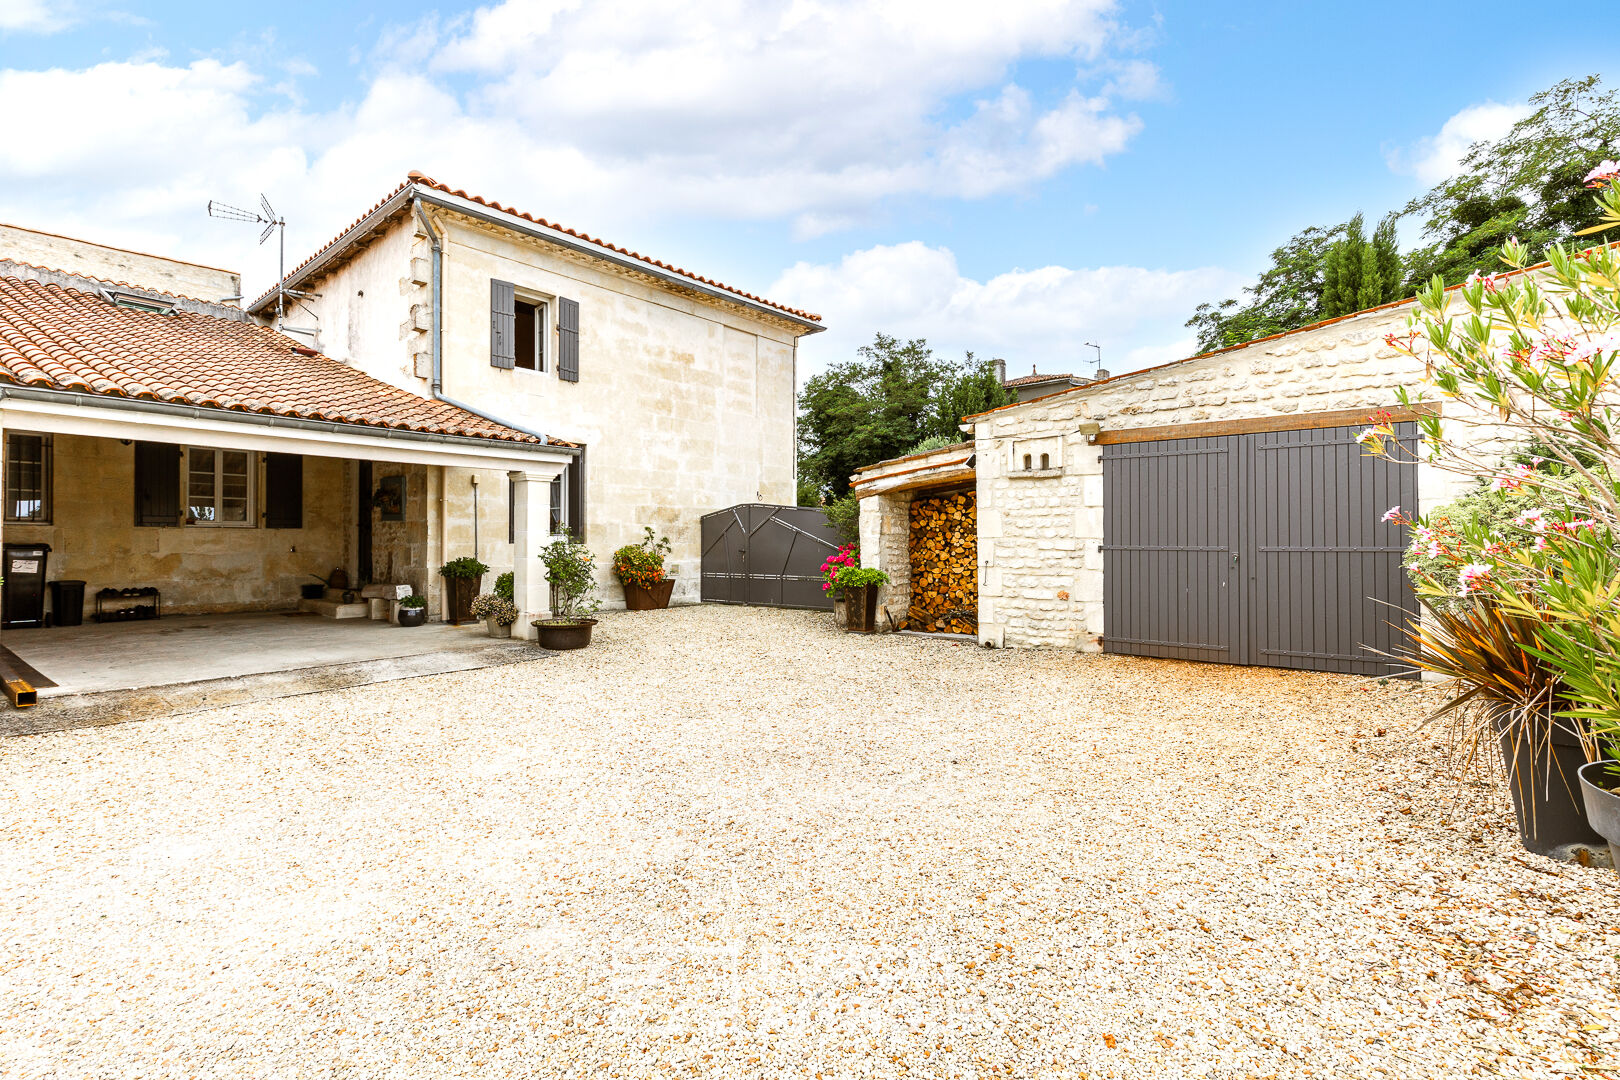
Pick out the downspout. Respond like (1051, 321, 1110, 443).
(412, 197, 556, 446)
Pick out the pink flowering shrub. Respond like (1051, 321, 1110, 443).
(1358, 173, 1620, 749)
(820, 543, 859, 594)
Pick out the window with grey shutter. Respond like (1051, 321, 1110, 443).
(134, 441, 181, 527)
(490, 279, 517, 369)
(557, 296, 579, 382)
(264, 453, 303, 529)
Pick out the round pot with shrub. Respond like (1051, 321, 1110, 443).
(533, 534, 601, 650)
(470, 593, 518, 638)
(397, 594, 428, 627)
(438, 556, 489, 626)
(1579, 761, 1620, 876)
(613, 527, 674, 610)
(834, 565, 889, 634)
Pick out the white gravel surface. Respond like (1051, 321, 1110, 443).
(1, 605, 1616, 1079)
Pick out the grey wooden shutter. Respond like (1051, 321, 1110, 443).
(567, 448, 585, 538)
(134, 442, 181, 527)
(549, 474, 564, 534)
(490, 279, 516, 369)
(557, 296, 579, 382)
(264, 453, 303, 529)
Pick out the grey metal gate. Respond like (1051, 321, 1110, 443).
(700, 504, 843, 609)
(1102, 422, 1418, 675)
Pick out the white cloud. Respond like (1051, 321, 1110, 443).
(772, 241, 1243, 382)
(0, 0, 74, 33)
(0, 1, 1158, 298)
(1388, 101, 1531, 186)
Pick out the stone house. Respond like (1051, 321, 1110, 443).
(857, 296, 1483, 676)
(0, 177, 822, 635)
(242, 173, 823, 623)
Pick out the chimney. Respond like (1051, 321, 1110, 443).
(992, 357, 1006, 384)
(1094, 369, 1109, 380)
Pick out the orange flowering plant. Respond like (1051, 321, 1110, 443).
(612, 527, 673, 590)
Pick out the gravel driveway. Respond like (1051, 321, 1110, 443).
(2, 605, 1616, 1078)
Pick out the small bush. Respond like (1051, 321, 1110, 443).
(439, 556, 490, 579)
(824, 494, 859, 543)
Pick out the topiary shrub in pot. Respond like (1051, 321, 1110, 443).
(534, 534, 602, 650)
(834, 565, 889, 634)
(397, 593, 428, 627)
(438, 556, 489, 626)
(470, 593, 519, 638)
(612, 527, 674, 610)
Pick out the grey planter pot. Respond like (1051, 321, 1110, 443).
(833, 597, 847, 629)
(486, 617, 513, 638)
(1492, 704, 1603, 856)
(1578, 761, 1620, 876)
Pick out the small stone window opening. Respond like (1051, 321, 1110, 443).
(1023, 454, 1032, 470)
(1040, 452, 1050, 469)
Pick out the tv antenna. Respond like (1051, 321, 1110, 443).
(1084, 341, 1103, 376)
(208, 194, 286, 327)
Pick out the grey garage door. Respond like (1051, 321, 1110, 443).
(700, 504, 843, 609)
(1101, 422, 1418, 676)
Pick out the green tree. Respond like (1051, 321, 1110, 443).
(1403, 75, 1620, 289)
(1321, 212, 1404, 318)
(1185, 223, 1344, 352)
(796, 337, 1009, 503)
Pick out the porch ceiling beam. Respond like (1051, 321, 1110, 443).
(0, 389, 573, 475)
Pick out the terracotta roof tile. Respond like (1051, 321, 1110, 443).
(1003, 372, 1079, 387)
(0, 273, 545, 445)
(251, 173, 822, 324)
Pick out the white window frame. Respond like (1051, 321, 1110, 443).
(548, 466, 568, 538)
(183, 446, 258, 528)
(4, 431, 52, 525)
(514, 292, 550, 373)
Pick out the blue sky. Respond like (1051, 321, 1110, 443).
(2, 0, 1615, 380)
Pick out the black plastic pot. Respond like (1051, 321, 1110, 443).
(843, 584, 880, 633)
(398, 606, 426, 627)
(1493, 706, 1603, 856)
(1578, 761, 1620, 875)
(535, 618, 597, 650)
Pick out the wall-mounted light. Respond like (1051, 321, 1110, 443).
(1077, 421, 1102, 444)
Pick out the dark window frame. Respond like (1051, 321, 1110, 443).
(4, 432, 52, 525)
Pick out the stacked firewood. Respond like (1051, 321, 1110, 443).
(907, 492, 978, 634)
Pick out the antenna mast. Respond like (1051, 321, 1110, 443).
(1084, 341, 1103, 377)
(207, 195, 286, 328)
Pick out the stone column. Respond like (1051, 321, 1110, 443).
(857, 491, 912, 631)
(508, 470, 553, 639)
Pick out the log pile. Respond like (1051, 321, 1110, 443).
(907, 491, 978, 634)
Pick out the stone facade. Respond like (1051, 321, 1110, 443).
(6, 433, 349, 621)
(970, 304, 1476, 650)
(283, 206, 811, 608)
(0, 223, 240, 303)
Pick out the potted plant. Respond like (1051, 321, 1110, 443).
(613, 527, 675, 610)
(470, 593, 518, 638)
(534, 534, 602, 650)
(820, 542, 859, 627)
(438, 556, 489, 626)
(1580, 762, 1620, 874)
(495, 571, 514, 601)
(834, 565, 889, 634)
(397, 593, 427, 627)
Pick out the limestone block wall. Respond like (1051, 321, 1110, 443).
(857, 491, 912, 626)
(974, 303, 1477, 650)
(6, 434, 349, 620)
(0, 223, 240, 302)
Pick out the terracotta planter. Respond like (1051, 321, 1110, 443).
(485, 617, 513, 638)
(535, 618, 597, 650)
(1492, 705, 1603, 856)
(1578, 761, 1620, 876)
(398, 606, 426, 627)
(843, 584, 880, 633)
(443, 574, 483, 625)
(623, 579, 675, 611)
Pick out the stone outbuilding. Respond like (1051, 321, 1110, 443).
(858, 297, 1483, 676)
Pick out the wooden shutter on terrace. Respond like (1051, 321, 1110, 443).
(490, 279, 517, 369)
(557, 296, 579, 382)
(567, 448, 586, 538)
(263, 452, 303, 529)
(134, 441, 181, 527)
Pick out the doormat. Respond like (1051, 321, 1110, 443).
(0, 645, 57, 688)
